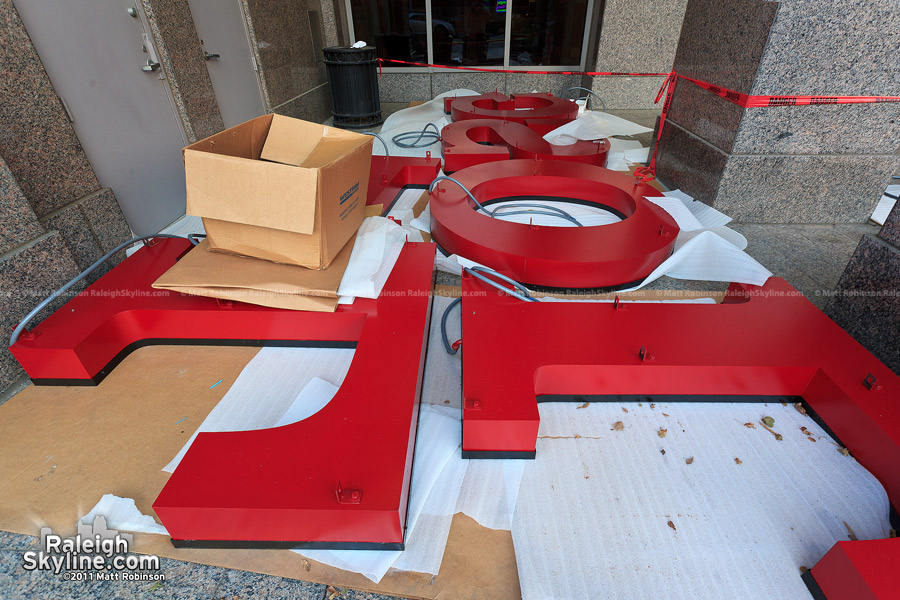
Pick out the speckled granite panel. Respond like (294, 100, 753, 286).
(715, 154, 900, 223)
(0, 156, 44, 256)
(143, 0, 225, 141)
(594, 0, 688, 73)
(0, 0, 100, 216)
(879, 201, 900, 248)
(506, 74, 581, 96)
(378, 73, 431, 103)
(588, 75, 668, 110)
(825, 235, 900, 375)
(79, 188, 133, 254)
(0, 232, 81, 390)
(40, 204, 103, 272)
(272, 83, 333, 124)
(655, 121, 728, 206)
(665, 0, 777, 152)
(432, 72, 505, 96)
(320, 0, 339, 47)
(246, 0, 327, 107)
(665, 78, 745, 154)
(731, 0, 900, 155)
(733, 103, 900, 155)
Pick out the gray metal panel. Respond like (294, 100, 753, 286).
(188, 0, 267, 128)
(13, 0, 189, 236)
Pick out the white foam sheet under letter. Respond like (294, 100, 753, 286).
(512, 402, 891, 600)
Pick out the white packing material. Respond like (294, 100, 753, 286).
(870, 184, 899, 225)
(162, 347, 355, 472)
(273, 377, 338, 427)
(621, 230, 771, 290)
(336, 216, 413, 304)
(543, 110, 653, 143)
(375, 90, 478, 158)
(512, 402, 891, 600)
(454, 460, 526, 531)
(296, 403, 461, 583)
(422, 295, 463, 409)
(410, 202, 432, 234)
(385, 187, 428, 226)
(649, 192, 748, 250)
(664, 189, 733, 228)
(79, 494, 168, 536)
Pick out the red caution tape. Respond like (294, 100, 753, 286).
(375, 58, 900, 176)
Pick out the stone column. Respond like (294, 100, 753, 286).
(588, 0, 689, 109)
(656, 0, 900, 223)
(826, 200, 900, 374)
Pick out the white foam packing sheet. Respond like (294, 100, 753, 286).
(79, 494, 168, 536)
(337, 215, 422, 305)
(870, 183, 899, 225)
(513, 402, 892, 600)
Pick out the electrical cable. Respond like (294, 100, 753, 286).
(392, 123, 441, 149)
(561, 86, 607, 111)
(440, 297, 462, 354)
(463, 266, 539, 303)
(188, 233, 206, 245)
(428, 175, 583, 227)
(361, 131, 389, 156)
(9, 234, 196, 347)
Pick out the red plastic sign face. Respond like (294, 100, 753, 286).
(444, 92, 578, 135)
(440, 119, 610, 173)
(459, 270, 900, 599)
(367, 155, 442, 215)
(429, 160, 678, 289)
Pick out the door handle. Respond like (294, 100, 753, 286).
(203, 52, 220, 61)
(142, 60, 160, 72)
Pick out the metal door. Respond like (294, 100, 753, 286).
(13, 0, 189, 236)
(188, 0, 266, 128)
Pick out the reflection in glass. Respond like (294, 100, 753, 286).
(431, 0, 506, 66)
(510, 0, 587, 66)
(350, 0, 428, 62)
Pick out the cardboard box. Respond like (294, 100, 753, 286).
(184, 114, 373, 269)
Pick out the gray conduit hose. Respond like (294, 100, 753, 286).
(561, 86, 607, 112)
(392, 123, 442, 149)
(361, 131, 390, 156)
(9, 234, 196, 348)
(428, 175, 583, 227)
(440, 267, 538, 355)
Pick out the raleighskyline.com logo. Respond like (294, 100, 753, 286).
(22, 516, 163, 582)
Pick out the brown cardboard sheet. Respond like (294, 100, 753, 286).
(152, 238, 354, 311)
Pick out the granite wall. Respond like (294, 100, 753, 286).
(588, 0, 689, 109)
(243, 0, 333, 123)
(141, 0, 225, 142)
(826, 202, 900, 374)
(656, 0, 900, 223)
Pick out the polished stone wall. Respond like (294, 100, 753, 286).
(589, 0, 689, 109)
(141, 0, 225, 141)
(244, 0, 333, 123)
(657, 0, 900, 223)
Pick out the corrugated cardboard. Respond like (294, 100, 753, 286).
(151, 238, 355, 311)
(184, 114, 373, 269)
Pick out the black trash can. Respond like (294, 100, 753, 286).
(323, 46, 383, 129)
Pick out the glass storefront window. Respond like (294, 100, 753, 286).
(349, 0, 429, 62)
(509, 0, 587, 66)
(349, 0, 590, 68)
